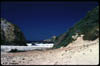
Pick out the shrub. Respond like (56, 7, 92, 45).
(54, 6, 99, 48)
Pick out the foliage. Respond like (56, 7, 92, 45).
(54, 6, 99, 48)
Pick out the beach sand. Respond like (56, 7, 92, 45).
(1, 36, 99, 65)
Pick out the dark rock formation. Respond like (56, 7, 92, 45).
(0, 18, 26, 46)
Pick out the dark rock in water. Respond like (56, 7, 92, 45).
(0, 18, 26, 46)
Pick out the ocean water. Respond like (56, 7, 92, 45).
(1, 45, 53, 52)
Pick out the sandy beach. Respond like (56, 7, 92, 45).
(1, 36, 99, 65)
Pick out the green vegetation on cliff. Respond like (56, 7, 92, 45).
(53, 6, 99, 48)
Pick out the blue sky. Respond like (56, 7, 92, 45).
(1, 1, 98, 40)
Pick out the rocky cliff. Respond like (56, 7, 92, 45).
(0, 18, 26, 46)
(44, 36, 56, 42)
(54, 6, 99, 48)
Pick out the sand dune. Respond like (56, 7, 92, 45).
(1, 36, 99, 65)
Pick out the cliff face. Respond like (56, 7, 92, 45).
(54, 6, 99, 48)
(0, 18, 26, 45)
(44, 36, 57, 42)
